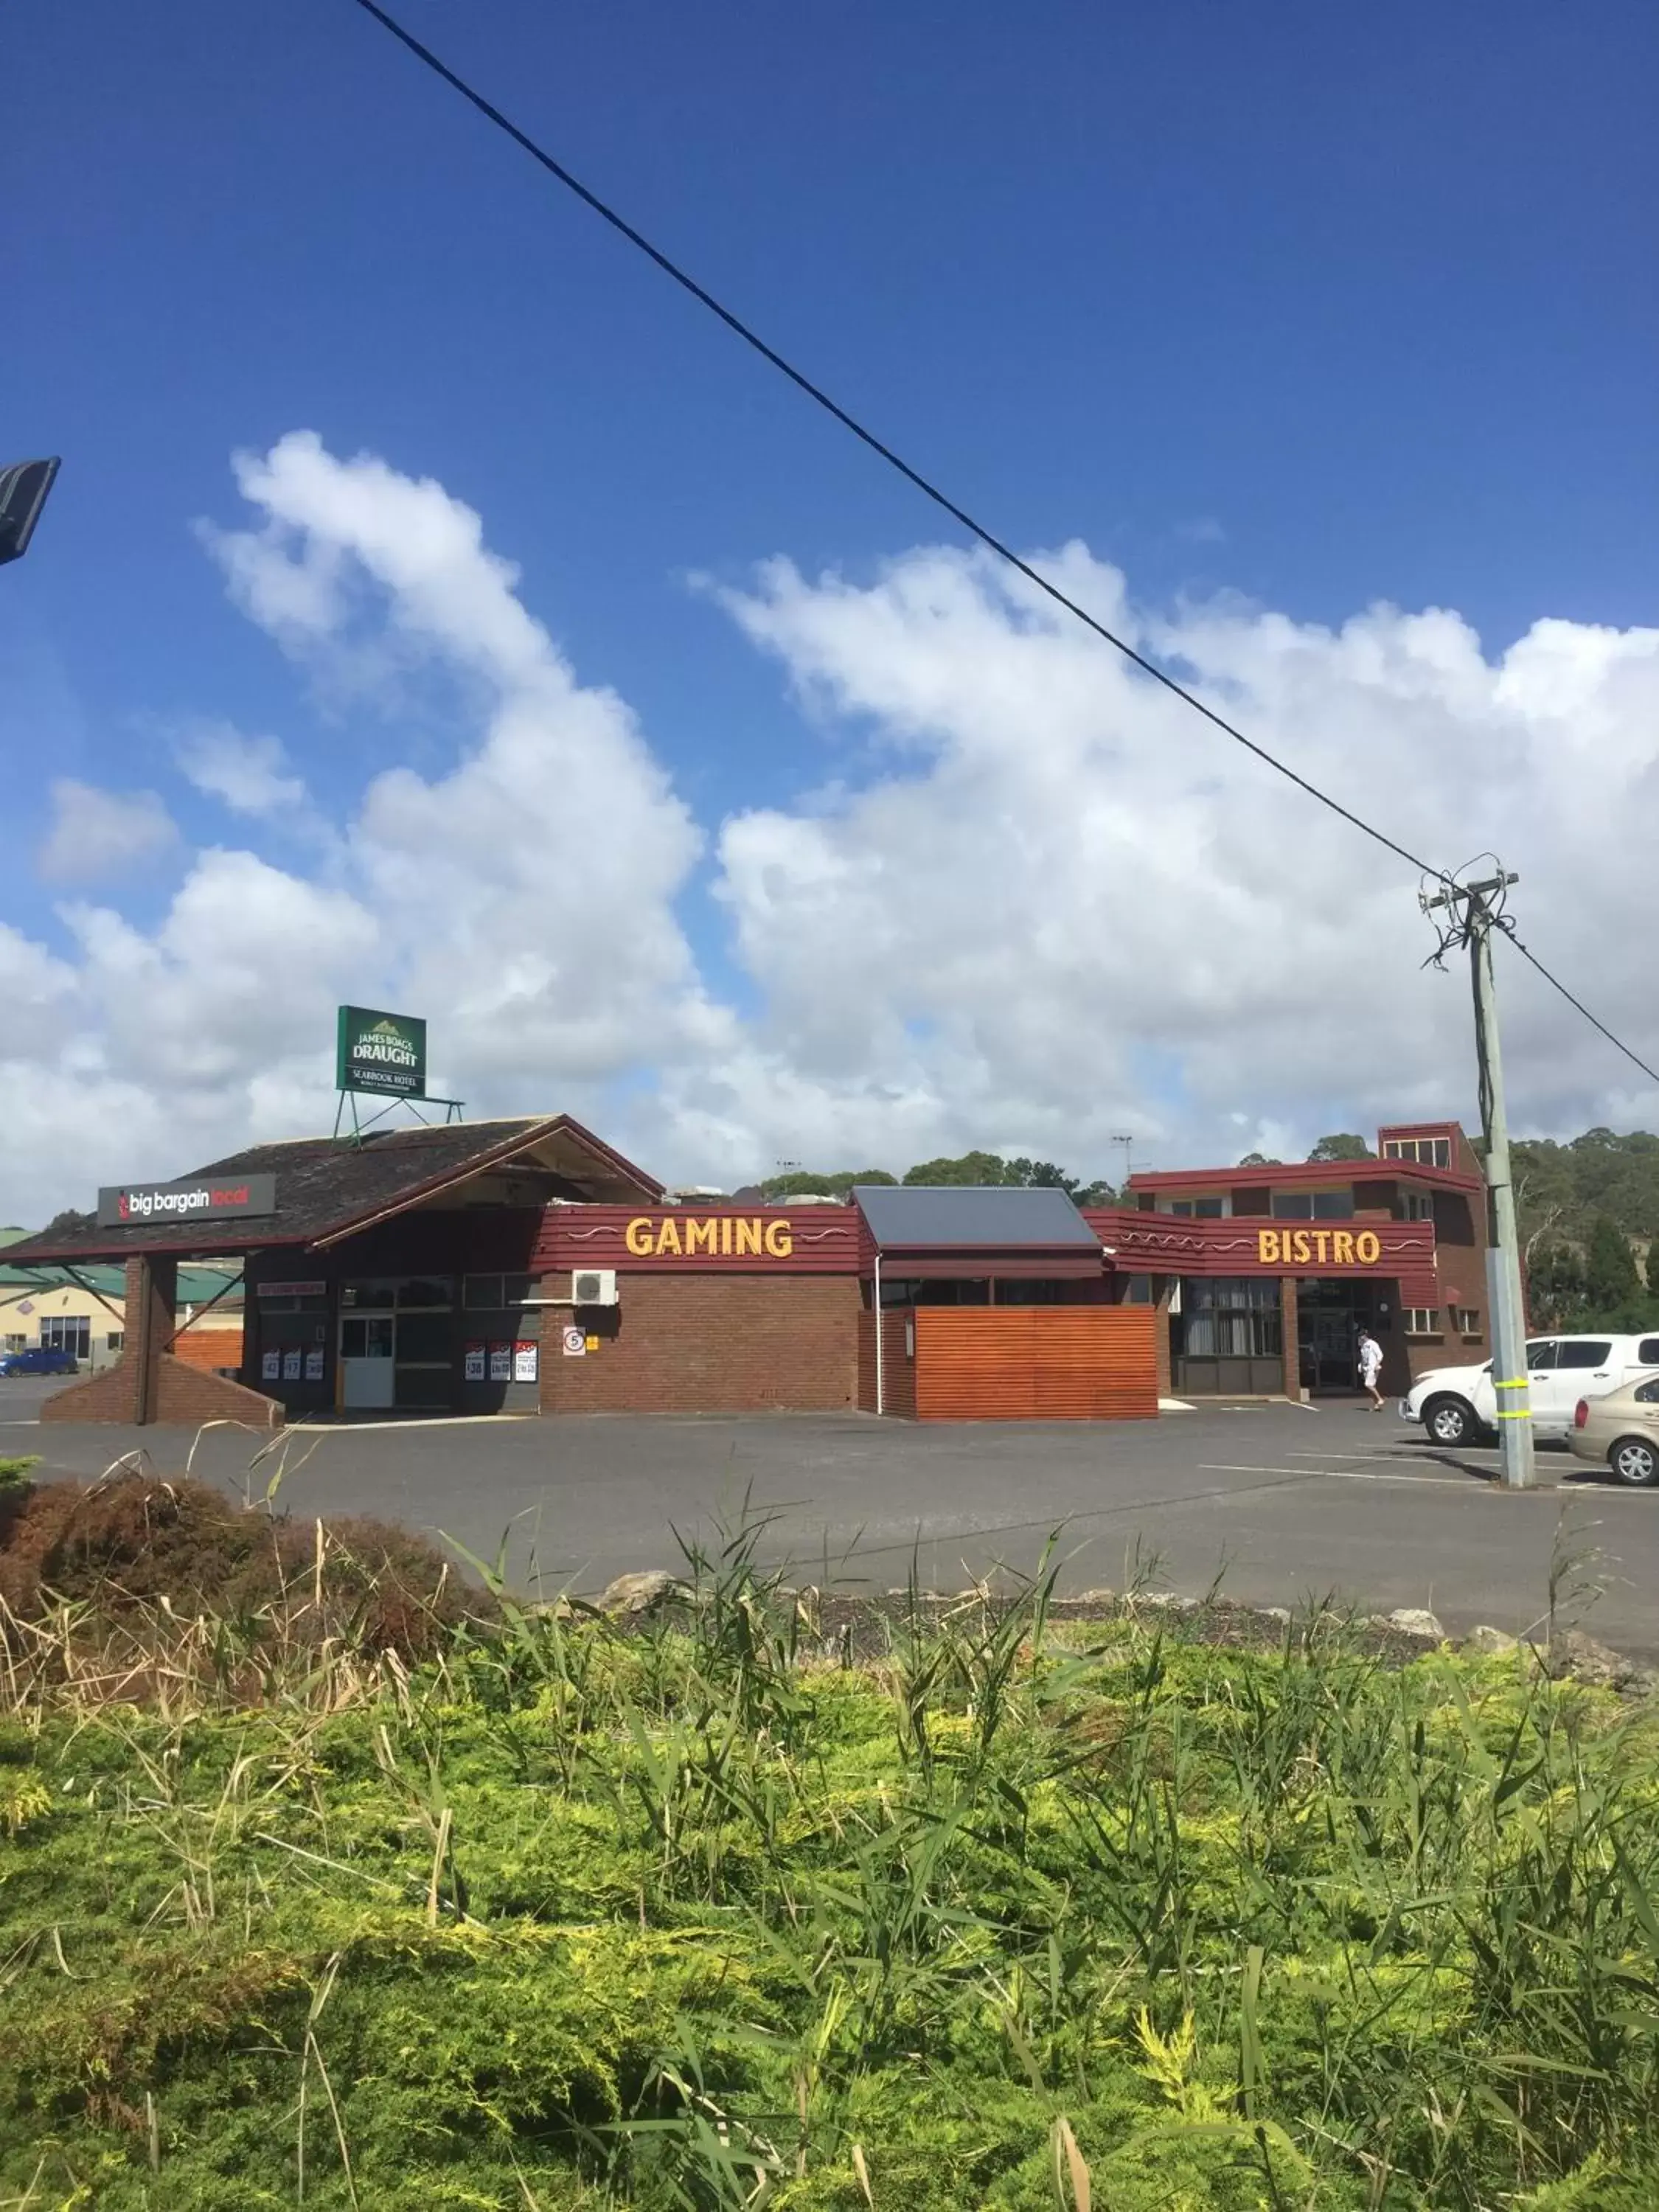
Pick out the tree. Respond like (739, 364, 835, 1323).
(1307, 1135, 1374, 1163)
(1237, 1151, 1281, 1168)
(1527, 1240, 1586, 1329)
(1002, 1158, 1083, 1196)
(41, 1207, 94, 1238)
(1584, 1213, 1640, 1311)
(1649, 1241, 1659, 1298)
(759, 1169, 895, 1200)
(902, 1151, 1016, 1187)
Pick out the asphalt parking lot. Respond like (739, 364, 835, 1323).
(3, 1380, 1655, 1654)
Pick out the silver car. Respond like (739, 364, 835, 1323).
(1568, 1376, 1659, 1487)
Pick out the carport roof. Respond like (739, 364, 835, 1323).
(1, 1115, 662, 1266)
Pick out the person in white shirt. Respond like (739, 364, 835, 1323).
(1357, 1328, 1385, 1411)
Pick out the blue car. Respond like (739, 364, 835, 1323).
(0, 1346, 79, 1377)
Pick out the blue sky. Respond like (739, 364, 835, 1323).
(2, 0, 1656, 1213)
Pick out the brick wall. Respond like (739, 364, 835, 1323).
(538, 1270, 862, 1414)
(857, 1309, 918, 1416)
(41, 1354, 284, 1429)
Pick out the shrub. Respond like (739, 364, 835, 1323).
(0, 1472, 487, 1658)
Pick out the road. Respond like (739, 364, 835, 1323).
(3, 1380, 1654, 1655)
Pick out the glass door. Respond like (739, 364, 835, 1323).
(339, 1314, 395, 1408)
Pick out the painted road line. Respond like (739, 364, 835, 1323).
(1199, 1464, 1486, 1489)
(286, 1413, 540, 1433)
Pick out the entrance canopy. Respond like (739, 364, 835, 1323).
(854, 1184, 1106, 1279)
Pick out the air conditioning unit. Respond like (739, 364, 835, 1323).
(572, 1267, 619, 1307)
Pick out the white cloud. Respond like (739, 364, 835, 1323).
(1, 436, 1656, 1227)
(37, 780, 178, 883)
(175, 721, 309, 818)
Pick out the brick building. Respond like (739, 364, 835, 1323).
(1, 1113, 1486, 1428)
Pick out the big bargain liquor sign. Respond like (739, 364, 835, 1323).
(538, 1207, 864, 1275)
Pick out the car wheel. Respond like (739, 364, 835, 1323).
(1425, 1396, 1476, 1447)
(1609, 1436, 1659, 1488)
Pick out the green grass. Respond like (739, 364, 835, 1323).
(3, 1506, 1659, 2209)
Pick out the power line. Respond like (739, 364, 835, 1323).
(1504, 936, 1659, 1089)
(344, 0, 1436, 878)
(347, 0, 1659, 1098)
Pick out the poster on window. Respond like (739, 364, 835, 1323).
(305, 1347, 324, 1382)
(488, 1343, 512, 1382)
(262, 1348, 281, 1382)
(464, 1341, 486, 1382)
(513, 1338, 538, 1384)
(282, 1348, 302, 1382)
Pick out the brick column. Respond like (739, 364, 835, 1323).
(1280, 1277, 1300, 1400)
(125, 1255, 178, 1425)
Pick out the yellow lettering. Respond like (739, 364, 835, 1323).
(720, 1215, 733, 1256)
(655, 1218, 681, 1255)
(1258, 1229, 1280, 1265)
(1312, 1229, 1330, 1265)
(736, 1219, 762, 1256)
(686, 1219, 717, 1255)
(1293, 1229, 1312, 1265)
(1356, 1230, 1381, 1265)
(1332, 1231, 1355, 1265)
(764, 1219, 793, 1258)
(625, 1217, 655, 1256)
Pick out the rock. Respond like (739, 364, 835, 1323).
(1259, 1606, 1292, 1624)
(1463, 1624, 1518, 1657)
(598, 1570, 681, 1615)
(1068, 1588, 1118, 1607)
(1136, 1590, 1197, 1614)
(1384, 1607, 1444, 1641)
(1543, 1629, 1656, 1694)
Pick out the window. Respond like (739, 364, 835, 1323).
(1403, 1310, 1439, 1335)
(1397, 1192, 1433, 1222)
(1169, 1197, 1225, 1217)
(1526, 1341, 1557, 1371)
(1121, 1274, 1152, 1305)
(1637, 1338, 1659, 1367)
(1313, 1192, 1354, 1220)
(41, 1315, 91, 1360)
(1272, 1194, 1312, 1219)
(1558, 1340, 1613, 1370)
(1452, 1308, 1481, 1335)
(1382, 1136, 1453, 1168)
(341, 1277, 455, 1311)
(1179, 1278, 1282, 1360)
(106, 1331, 124, 1352)
(3, 1335, 24, 1352)
(1635, 1378, 1659, 1404)
(464, 1273, 535, 1310)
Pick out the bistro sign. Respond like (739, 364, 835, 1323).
(97, 1174, 277, 1228)
(1256, 1227, 1382, 1267)
(335, 1005, 427, 1099)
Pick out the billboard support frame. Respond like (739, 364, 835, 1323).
(332, 1089, 466, 1147)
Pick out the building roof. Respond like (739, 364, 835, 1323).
(854, 1184, 1101, 1250)
(1130, 1158, 1481, 1195)
(0, 1114, 662, 1266)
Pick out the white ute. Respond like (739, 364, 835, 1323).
(1402, 1331, 1659, 1447)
